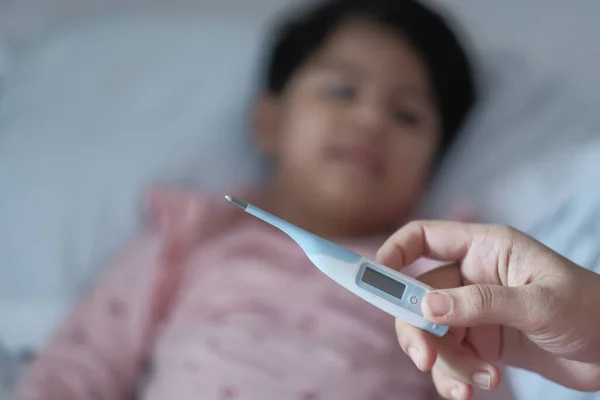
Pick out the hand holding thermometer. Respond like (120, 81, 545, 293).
(225, 195, 448, 337)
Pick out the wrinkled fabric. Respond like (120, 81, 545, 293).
(14, 188, 441, 400)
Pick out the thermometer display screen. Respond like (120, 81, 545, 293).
(361, 266, 406, 300)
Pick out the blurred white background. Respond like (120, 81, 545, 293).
(2, 0, 599, 96)
(1, 1, 599, 399)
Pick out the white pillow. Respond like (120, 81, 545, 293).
(0, 39, 12, 95)
(0, 14, 266, 349)
(423, 0, 600, 229)
(424, 56, 600, 224)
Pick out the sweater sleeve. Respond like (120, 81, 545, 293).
(12, 188, 214, 400)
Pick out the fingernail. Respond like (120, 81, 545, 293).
(472, 371, 491, 389)
(408, 346, 422, 370)
(450, 387, 463, 400)
(425, 293, 452, 317)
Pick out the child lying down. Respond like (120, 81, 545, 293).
(13, 0, 476, 398)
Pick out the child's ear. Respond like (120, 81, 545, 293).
(253, 93, 281, 156)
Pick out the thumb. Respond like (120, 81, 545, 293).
(422, 284, 537, 330)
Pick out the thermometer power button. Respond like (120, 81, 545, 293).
(409, 295, 419, 305)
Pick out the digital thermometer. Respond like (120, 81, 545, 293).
(225, 195, 448, 337)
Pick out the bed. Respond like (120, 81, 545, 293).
(1, 0, 599, 398)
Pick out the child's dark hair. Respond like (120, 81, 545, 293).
(264, 0, 476, 158)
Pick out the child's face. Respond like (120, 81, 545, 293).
(257, 18, 440, 231)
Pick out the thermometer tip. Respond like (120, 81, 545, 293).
(225, 195, 248, 210)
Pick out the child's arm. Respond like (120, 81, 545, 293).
(12, 189, 204, 400)
(12, 233, 171, 400)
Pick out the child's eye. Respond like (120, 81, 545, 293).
(393, 109, 419, 125)
(325, 84, 356, 101)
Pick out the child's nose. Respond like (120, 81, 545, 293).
(351, 101, 388, 138)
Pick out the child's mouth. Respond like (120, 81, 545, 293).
(329, 145, 385, 177)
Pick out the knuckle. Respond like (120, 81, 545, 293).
(405, 220, 424, 233)
(466, 284, 494, 316)
(495, 224, 520, 239)
(525, 285, 560, 331)
(431, 367, 463, 400)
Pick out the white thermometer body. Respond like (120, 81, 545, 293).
(226, 195, 448, 337)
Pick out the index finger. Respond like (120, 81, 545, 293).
(376, 220, 492, 269)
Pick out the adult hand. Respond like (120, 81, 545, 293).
(377, 221, 600, 400)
